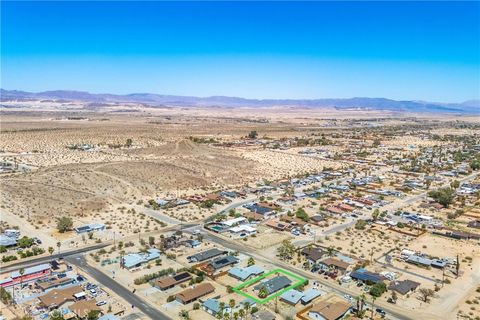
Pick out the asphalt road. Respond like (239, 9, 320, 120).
(66, 255, 172, 320)
(200, 230, 420, 320)
(0, 243, 110, 273)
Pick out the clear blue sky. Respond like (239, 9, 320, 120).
(1, 1, 479, 102)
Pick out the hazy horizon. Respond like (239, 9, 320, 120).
(2, 1, 479, 103)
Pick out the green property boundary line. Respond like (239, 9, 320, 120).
(232, 268, 307, 304)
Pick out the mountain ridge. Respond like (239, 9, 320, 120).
(1, 89, 478, 114)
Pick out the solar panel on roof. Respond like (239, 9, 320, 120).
(174, 273, 190, 281)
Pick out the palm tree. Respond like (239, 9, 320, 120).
(371, 296, 376, 319)
(19, 268, 25, 290)
(48, 246, 54, 261)
(243, 301, 251, 320)
(56, 241, 61, 256)
(238, 309, 245, 320)
(229, 299, 235, 319)
(327, 246, 335, 257)
(219, 302, 225, 319)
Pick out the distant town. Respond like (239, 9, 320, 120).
(1, 98, 479, 320)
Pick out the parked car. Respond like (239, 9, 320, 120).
(96, 301, 107, 306)
(376, 308, 386, 317)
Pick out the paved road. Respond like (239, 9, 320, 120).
(66, 255, 171, 320)
(0, 223, 198, 274)
(218, 197, 258, 215)
(0, 243, 110, 273)
(198, 230, 438, 320)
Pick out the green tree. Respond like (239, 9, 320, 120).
(17, 236, 34, 248)
(428, 188, 455, 208)
(178, 310, 190, 320)
(277, 239, 295, 260)
(56, 217, 73, 233)
(372, 208, 380, 221)
(86, 310, 101, 320)
(248, 130, 258, 139)
(450, 180, 460, 189)
(48, 246, 54, 259)
(247, 257, 255, 267)
(49, 310, 65, 320)
(355, 219, 367, 230)
(369, 282, 387, 297)
(419, 288, 435, 302)
(258, 286, 269, 298)
(0, 287, 12, 305)
(126, 138, 133, 147)
(470, 160, 480, 171)
(295, 208, 309, 222)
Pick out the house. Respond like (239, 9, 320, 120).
(221, 217, 248, 228)
(350, 268, 386, 284)
(280, 216, 307, 229)
(74, 223, 106, 234)
(388, 280, 420, 295)
(0, 264, 51, 288)
(229, 225, 257, 238)
(69, 300, 102, 319)
(301, 247, 326, 265)
(254, 275, 291, 295)
(202, 298, 231, 316)
(319, 258, 350, 273)
(187, 248, 227, 263)
(176, 283, 215, 304)
(308, 297, 351, 320)
(326, 206, 344, 215)
(264, 220, 288, 232)
(206, 255, 239, 272)
(36, 277, 75, 291)
(0, 235, 17, 247)
(301, 288, 322, 305)
(253, 310, 276, 320)
(406, 255, 430, 268)
(245, 203, 276, 218)
(185, 239, 201, 248)
(155, 272, 192, 291)
(337, 203, 355, 212)
(310, 215, 326, 225)
(121, 249, 161, 270)
(38, 285, 84, 309)
(258, 202, 281, 211)
(228, 265, 264, 281)
(468, 220, 480, 229)
(280, 289, 304, 305)
(244, 212, 265, 221)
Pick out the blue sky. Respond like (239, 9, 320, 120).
(1, 1, 479, 102)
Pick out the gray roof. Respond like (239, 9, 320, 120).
(0, 235, 17, 247)
(388, 280, 420, 295)
(280, 289, 304, 304)
(209, 255, 238, 270)
(228, 265, 264, 281)
(254, 275, 292, 295)
(122, 249, 161, 269)
(11, 263, 50, 278)
(253, 310, 276, 320)
(407, 255, 432, 266)
(187, 248, 227, 262)
(301, 288, 322, 304)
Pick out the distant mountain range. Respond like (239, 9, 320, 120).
(1, 89, 479, 114)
